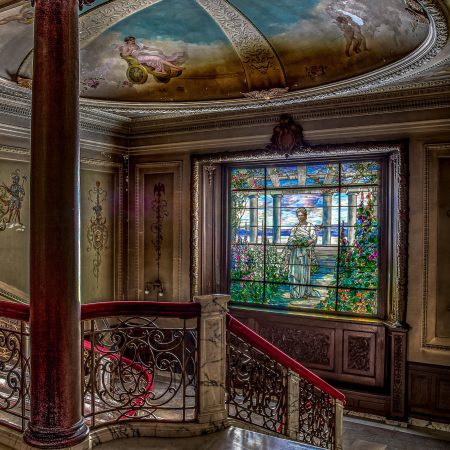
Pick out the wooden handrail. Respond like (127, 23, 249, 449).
(0, 300, 30, 322)
(81, 301, 200, 320)
(227, 313, 346, 403)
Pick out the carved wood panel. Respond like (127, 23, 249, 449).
(343, 331, 375, 377)
(259, 325, 334, 371)
(229, 307, 386, 388)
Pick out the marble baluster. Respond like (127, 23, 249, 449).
(194, 294, 229, 424)
(287, 369, 300, 440)
(335, 399, 344, 450)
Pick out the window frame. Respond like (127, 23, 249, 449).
(191, 142, 407, 325)
(224, 155, 389, 319)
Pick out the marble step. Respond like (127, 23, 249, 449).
(93, 426, 324, 450)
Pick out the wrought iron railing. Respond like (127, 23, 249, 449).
(226, 314, 345, 450)
(0, 301, 30, 432)
(81, 301, 200, 428)
(0, 297, 344, 450)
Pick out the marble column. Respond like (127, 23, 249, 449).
(249, 195, 258, 243)
(194, 294, 229, 424)
(347, 192, 358, 244)
(286, 370, 300, 440)
(272, 194, 282, 244)
(24, 0, 89, 447)
(322, 193, 333, 245)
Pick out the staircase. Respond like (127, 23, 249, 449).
(0, 295, 344, 449)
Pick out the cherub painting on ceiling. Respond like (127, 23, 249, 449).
(335, 15, 369, 57)
(119, 36, 186, 84)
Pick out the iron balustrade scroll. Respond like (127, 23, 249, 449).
(226, 314, 345, 450)
(81, 301, 200, 428)
(0, 301, 30, 432)
(227, 329, 288, 433)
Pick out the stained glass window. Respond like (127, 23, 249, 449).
(229, 160, 381, 316)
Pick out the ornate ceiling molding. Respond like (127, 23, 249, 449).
(195, 0, 285, 90)
(79, 0, 163, 46)
(73, 0, 448, 118)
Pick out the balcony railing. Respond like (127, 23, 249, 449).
(0, 301, 30, 432)
(0, 296, 344, 449)
(81, 301, 200, 428)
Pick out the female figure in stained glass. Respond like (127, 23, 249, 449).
(287, 207, 320, 299)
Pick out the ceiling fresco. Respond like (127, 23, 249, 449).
(0, 0, 433, 102)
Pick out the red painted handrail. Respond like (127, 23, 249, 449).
(226, 314, 345, 403)
(0, 300, 30, 322)
(81, 301, 200, 320)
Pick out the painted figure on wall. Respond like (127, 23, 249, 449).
(119, 36, 185, 83)
(0, 170, 27, 231)
(287, 207, 320, 299)
(335, 15, 369, 57)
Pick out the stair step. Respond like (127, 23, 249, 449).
(93, 426, 323, 449)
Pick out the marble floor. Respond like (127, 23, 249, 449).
(0, 419, 449, 449)
(92, 419, 450, 450)
(343, 417, 450, 450)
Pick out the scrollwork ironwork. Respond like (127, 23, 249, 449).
(0, 318, 30, 432)
(298, 379, 335, 449)
(226, 330, 288, 433)
(82, 316, 198, 427)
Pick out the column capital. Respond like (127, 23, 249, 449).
(193, 294, 229, 315)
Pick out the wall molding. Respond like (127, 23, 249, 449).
(134, 161, 183, 300)
(422, 143, 450, 350)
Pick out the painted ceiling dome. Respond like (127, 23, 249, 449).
(0, 0, 435, 103)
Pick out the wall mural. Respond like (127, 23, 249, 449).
(87, 180, 109, 288)
(1, 0, 430, 102)
(0, 169, 27, 232)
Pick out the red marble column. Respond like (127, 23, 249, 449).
(24, 0, 89, 447)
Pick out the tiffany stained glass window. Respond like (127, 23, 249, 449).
(229, 160, 382, 316)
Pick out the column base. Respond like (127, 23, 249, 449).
(23, 419, 89, 449)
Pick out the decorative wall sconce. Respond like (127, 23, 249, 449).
(144, 279, 164, 299)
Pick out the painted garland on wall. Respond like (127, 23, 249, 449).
(87, 180, 108, 288)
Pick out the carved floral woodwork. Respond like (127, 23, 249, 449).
(259, 326, 330, 368)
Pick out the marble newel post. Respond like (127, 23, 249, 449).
(24, 0, 88, 447)
(194, 294, 230, 424)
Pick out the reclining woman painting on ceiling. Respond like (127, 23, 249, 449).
(119, 36, 185, 82)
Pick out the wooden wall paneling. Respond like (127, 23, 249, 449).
(229, 307, 386, 388)
(408, 362, 450, 423)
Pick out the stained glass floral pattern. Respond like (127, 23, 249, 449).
(230, 161, 381, 316)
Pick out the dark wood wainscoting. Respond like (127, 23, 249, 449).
(408, 362, 450, 423)
(229, 307, 408, 419)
